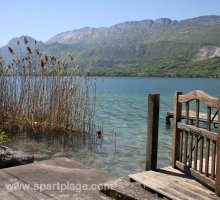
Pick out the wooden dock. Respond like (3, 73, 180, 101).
(129, 166, 219, 200)
(166, 110, 218, 126)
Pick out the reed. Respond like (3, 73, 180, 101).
(0, 37, 97, 135)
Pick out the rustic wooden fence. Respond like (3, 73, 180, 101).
(172, 90, 220, 195)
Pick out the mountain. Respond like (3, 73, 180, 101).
(1, 15, 220, 77)
(0, 36, 44, 64)
(47, 15, 220, 45)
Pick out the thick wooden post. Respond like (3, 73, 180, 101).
(172, 92, 182, 168)
(215, 97, 220, 196)
(146, 94, 160, 171)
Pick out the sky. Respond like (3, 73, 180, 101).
(0, 0, 220, 46)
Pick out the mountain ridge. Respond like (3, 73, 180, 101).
(1, 15, 220, 77)
(47, 15, 220, 45)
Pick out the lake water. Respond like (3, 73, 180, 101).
(6, 77, 220, 176)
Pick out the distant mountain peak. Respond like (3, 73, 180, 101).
(7, 35, 35, 46)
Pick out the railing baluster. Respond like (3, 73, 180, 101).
(205, 106, 211, 177)
(199, 136, 204, 173)
(184, 131, 188, 165)
(186, 102, 189, 124)
(194, 100, 200, 171)
(179, 131, 183, 162)
(216, 98, 220, 195)
(205, 139, 210, 176)
(172, 92, 182, 168)
(211, 140, 216, 179)
(184, 102, 189, 165)
(194, 135, 198, 170)
(196, 99, 199, 127)
(189, 133, 193, 167)
(207, 106, 211, 131)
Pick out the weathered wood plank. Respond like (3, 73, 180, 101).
(178, 90, 219, 108)
(200, 136, 204, 173)
(177, 123, 217, 141)
(166, 110, 218, 124)
(176, 160, 190, 172)
(189, 132, 193, 167)
(184, 131, 188, 165)
(146, 94, 160, 171)
(215, 97, 220, 195)
(206, 107, 211, 177)
(129, 166, 219, 200)
(180, 131, 183, 162)
(194, 134, 198, 170)
(205, 139, 210, 177)
(207, 106, 211, 131)
(196, 99, 200, 127)
(190, 168, 215, 189)
(172, 92, 182, 168)
(151, 170, 216, 199)
(211, 141, 216, 180)
(142, 171, 213, 200)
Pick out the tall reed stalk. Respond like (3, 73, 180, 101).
(0, 37, 97, 134)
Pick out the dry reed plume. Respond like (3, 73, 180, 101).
(0, 37, 98, 135)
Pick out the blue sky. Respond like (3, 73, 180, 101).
(0, 0, 220, 46)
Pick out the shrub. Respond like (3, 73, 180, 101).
(0, 37, 97, 134)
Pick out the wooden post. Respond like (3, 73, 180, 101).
(146, 94, 160, 171)
(172, 92, 182, 168)
(215, 97, 220, 196)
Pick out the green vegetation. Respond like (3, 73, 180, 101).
(91, 58, 220, 77)
(0, 130, 8, 144)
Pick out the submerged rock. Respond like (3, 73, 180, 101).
(0, 146, 34, 168)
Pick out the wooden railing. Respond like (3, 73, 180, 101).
(172, 90, 220, 195)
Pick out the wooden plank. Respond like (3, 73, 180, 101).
(178, 90, 219, 108)
(189, 132, 193, 167)
(177, 123, 217, 141)
(211, 141, 216, 180)
(215, 97, 220, 195)
(130, 173, 198, 200)
(184, 102, 189, 165)
(194, 134, 198, 170)
(172, 92, 182, 168)
(143, 171, 213, 200)
(180, 131, 183, 162)
(166, 110, 218, 124)
(154, 167, 213, 193)
(205, 139, 210, 177)
(177, 157, 212, 175)
(184, 131, 188, 165)
(186, 102, 189, 124)
(200, 136, 204, 173)
(129, 166, 219, 200)
(190, 168, 215, 189)
(176, 160, 190, 172)
(146, 94, 160, 171)
(206, 107, 211, 177)
(196, 99, 200, 127)
(153, 171, 215, 200)
(207, 106, 211, 131)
